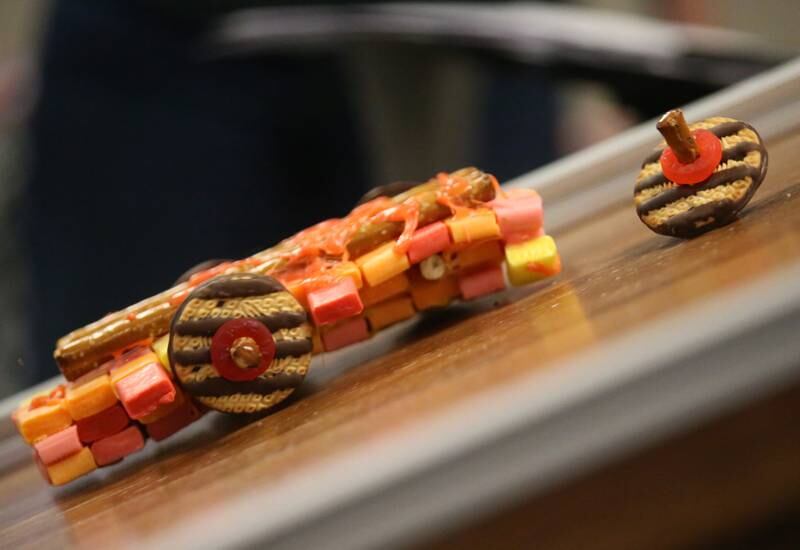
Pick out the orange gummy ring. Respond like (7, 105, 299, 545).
(659, 129, 722, 185)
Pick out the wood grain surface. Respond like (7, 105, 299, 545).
(1, 129, 799, 548)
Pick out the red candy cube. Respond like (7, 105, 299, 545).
(406, 222, 451, 264)
(90, 425, 145, 466)
(320, 317, 370, 352)
(146, 399, 201, 442)
(307, 278, 364, 326)
(458, 264, 506, 300)
(114, 362, 176, 420)
(34, 425, 83, 466)
(75, 403, 130, 443)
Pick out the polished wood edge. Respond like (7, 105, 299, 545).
(154, 262, 800, 549)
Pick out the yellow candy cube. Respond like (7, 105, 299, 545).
(47, 447, 97, 486)
(332, 261, 364, 289)
(445, 209, 500, 244)
(355, 242, 410, 287)
(151, 334, 172, 376)
(65, 375, 118, 420)
(504, 235, 561, 286)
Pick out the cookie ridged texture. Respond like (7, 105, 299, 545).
(634, 117, 768, 238)
(168, 273, 312, 414)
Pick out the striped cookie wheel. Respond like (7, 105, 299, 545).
(168, 273, 313, 414)
(634, 117, 768, 238)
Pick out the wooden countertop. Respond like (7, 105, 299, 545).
(2, 60, 800, 549)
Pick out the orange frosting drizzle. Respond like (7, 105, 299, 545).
(525, 256, 562, 277)
(28, 384, 66, 411)
(180, 174, 489, 304)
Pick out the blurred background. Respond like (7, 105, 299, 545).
(0, 0, 796, 396)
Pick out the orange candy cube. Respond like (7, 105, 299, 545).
(445, 209, 501, 244)
(65, 374, 118, 420)
(409, 272, 460, 310)
(452, 240, 504, 272)
(16, 403, 73, 444)
(359, 272, 410, 308)
(364, 296, 416, 331)
(355, 242, 411, 287)
(47, 447, 97, 486)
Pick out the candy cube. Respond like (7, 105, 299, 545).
(47, 447, 96, 486)
(445, 209, 500, 244)
(281, 277, 310, 310)
(320, 317, 370, 352)
(151, 334, 173, 377)
(138, 386, 185, 425)
(109, 350, 161, 387)
(75, 404, 130, 443)
(504, 235, 561, 286)
(114, 362, 176, 420)
(359, 272, 410, 308)
(409, 272, 460, 310)
(364, 297, 416, 331)
(307, 278, 364, 326)
(280, 261, 362, 310)
(489, 188, 544, 243)
(355, 241, 411, 287)
(407, 222, 451, 264)
(454, 240, 504, 272)
(16, 403, 73, 444)
(146, 399, 202, 442)
(312, 330, 324, 354)
(65, 374, 118, 420)
(91, 425, 145, 467)
(33, 450, 51, 484)
(458, 264, 506, 300)
(34, 425, 83, 466)
(331, 261, 364, 289)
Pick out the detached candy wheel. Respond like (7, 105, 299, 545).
(168, 273, 313, 414)
(634, 110, 768, 238)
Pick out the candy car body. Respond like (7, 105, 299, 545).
(14, 167, 561, 485)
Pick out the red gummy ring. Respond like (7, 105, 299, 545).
(210, 318, 275, 382)
(659, 129, 722, 186)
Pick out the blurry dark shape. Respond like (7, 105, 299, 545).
(213, 3, 784, 116)
(23, 0, 368, 382)
(173, 258, 231, 285)
(0, 57, 33, 394)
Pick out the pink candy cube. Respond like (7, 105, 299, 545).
(307, 278, 364, 326)
(489, 189, 544, 243)
(33, 425, 83, 466)
(407, 222, 451, 264)
(90, 425, 145, 467)
(458, 264, 506, 300)
(321, 317, 370, 352)
(114, 362, 176, 420)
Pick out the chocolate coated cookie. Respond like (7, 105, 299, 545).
(634, 115, 768, 238)
(168, 274, 313, 414)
